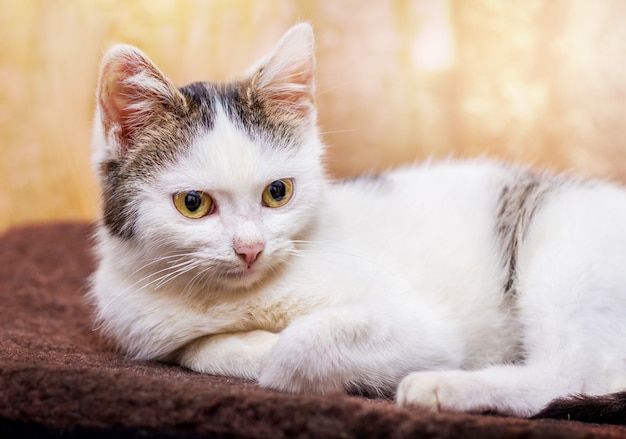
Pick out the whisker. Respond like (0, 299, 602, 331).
(319, 129, 357, 136)
(122, 252, 192, 279)
(180, 264, 213, 299)
(153, 260, 202, 289)
(93, 252, 200, 325)
(315, 81, 351, 97)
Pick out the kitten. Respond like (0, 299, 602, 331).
(90, 23, 626, 418)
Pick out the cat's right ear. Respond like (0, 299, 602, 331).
(248, 23, 316, 121)
(95, 44, 186, 160)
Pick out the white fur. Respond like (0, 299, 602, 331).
(90, 24, 626, 417)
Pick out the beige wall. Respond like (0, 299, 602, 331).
(2, 0, 626, 232)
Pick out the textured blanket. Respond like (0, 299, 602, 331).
(1, 222, 625, 438)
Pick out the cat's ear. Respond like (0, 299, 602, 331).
(250, 23, 316, 119)
(96, 44, 186, 159)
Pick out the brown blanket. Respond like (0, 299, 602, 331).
(1, 222, 625, 438)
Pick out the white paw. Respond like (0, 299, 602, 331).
(397, 370, 488, 413)
(258, 312, 360, 395)
(397, 368, 562, 417)
(396, 371, 448, 411)
(258, 333, 345, 395)
(180, 330, 279, 380)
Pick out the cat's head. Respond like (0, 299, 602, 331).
(92, 23, 325, 291)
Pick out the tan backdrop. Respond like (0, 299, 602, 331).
(2, 0, 626, 232)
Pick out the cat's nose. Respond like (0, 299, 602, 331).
(235, 242, 265, 266)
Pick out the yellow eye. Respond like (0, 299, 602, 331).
(173, 191, 213, 219)
(262, 179, 294, 208)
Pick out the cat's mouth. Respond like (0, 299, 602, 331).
(216, 253, 286, 289)
(224, 268, 256, 279)
(221, 265, 266, 287)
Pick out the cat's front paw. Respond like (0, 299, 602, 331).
(397, 367, 556, 417)
(179, 330, 279, 380)
(397, 371, 456, 412)
(258, 335, 345, 395)
(258, 312, 357, 395)
(396, 370, 480, 413)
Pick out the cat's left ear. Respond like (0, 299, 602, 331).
(250, 23, 316, 119)
(95, 44, 187, 160)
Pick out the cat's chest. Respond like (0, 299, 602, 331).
(239, 300, 299, 332)
(173, 284, 327, 335)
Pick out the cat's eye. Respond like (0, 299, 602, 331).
(173, 190, 214, 219)
(262, 179, 294, 208)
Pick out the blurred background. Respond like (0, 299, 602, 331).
(2, 0, 626, 233)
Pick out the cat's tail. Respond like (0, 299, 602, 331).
(533, 391, 626, 424)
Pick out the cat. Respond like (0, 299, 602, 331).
(89, 23, 626, 418)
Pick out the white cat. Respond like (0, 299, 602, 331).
(89, 23, 626, 418)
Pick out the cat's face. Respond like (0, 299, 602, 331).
(92, 24, 324, 291)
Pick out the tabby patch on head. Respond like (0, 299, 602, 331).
(92, 23, 319, 241)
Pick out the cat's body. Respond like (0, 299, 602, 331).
(90, 23, 626, 418)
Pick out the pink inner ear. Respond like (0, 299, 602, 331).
(255, 28, 316, 119)
(99, 61, 139, 144)
(262, 63, 315, 118)
(100, 57, 153, 148)
(266, 84, 313, 117)
(97, 47, 181, 156)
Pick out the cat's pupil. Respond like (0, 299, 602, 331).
(184, 191, 202, 211)
(269, 181, 286, 201)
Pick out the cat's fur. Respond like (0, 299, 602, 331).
(90, 23, 626, 418)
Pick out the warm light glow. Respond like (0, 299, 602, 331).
(411, 0, 455, 72)
(2, 1, 626, 232)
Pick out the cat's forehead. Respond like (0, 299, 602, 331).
(180, 81, 302, 150)
(183, 105, 273, 189)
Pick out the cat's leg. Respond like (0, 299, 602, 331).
(258, 297, 464, 395)
(178, 330, 279, 380)
(396, 280, 626, 416)
(396, 362, 575, 417)
(397, 332, 626, 418)
(398, 192, 626, 417)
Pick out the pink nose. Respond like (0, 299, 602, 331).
(235, 242, 265, 266)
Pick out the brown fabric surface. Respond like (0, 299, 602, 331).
(1, 222, 625, 438)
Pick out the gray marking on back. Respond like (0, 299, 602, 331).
(496, 170, 564, 295)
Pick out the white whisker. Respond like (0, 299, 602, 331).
(93, 251, 201, 324)
(181, 264, 214, 299)
(153, 260, 201, 289)
(319, 129, 357, 136)
(315, 81, 350, 97)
